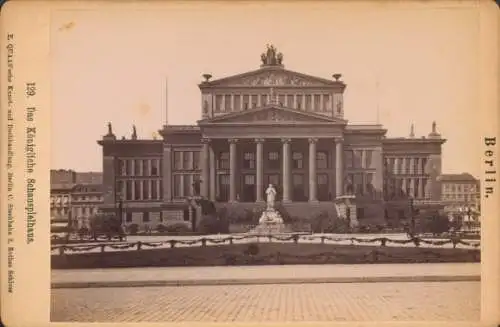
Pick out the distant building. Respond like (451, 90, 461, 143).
(70, 184, 104, 229)
(438, 173, 480, 213)
(50, 170, 104, 229)
(97, 45, 446, 231)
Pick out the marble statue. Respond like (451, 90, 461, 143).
(265, 184, 277, 210)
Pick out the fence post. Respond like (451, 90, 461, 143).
(137, 241, 142, 251)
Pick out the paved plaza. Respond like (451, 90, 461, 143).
(52, 263, 480, 287)
(51, 281, 480, 322)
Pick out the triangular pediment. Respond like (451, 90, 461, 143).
(200, 67, 341, 88)
(199, 106, 346, 125)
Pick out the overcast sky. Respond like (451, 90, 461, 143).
(50, 1, 482, 177)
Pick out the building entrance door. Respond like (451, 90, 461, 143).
(292, 174, 306, 201)
(241, 174, 256, 202)
(317, 174, 329, 201)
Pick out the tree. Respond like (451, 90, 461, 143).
(89, 212, 125, 240)
(424, 214, 450, 236)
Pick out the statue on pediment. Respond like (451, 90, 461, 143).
(107, 122, 113, 135)
(261, 44, 283, 66)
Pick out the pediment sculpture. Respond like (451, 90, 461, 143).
(239, 71, 316, 87)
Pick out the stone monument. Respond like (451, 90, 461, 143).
(249, 184, 291, 234)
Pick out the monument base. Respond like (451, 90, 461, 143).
(248, 208, 292, 235)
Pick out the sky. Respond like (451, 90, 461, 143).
(50, 1, 483, 177)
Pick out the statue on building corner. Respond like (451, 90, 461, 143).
(107, 122, 113, 135)
(432, 121, 437, 133)
(132, 125, 137, 140)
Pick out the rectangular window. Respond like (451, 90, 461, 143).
(324, 94, 331, 111)
(120, 159, 127, 176)
(243, 152, 255, 169)
(414, 178, 420, 198)
(116, 180, 124, 198)
(421, 158, 428, 173)
(365, 150, 373, 169)
(184, 174, 191, 196)
(412, 158, 419, 175)
(422, 179, 428, 198)
(215, 95, 223, 112)
(152, 180, 159, 199)
(218, 152, 230, 169)
(365, 173, 374, 194)
(193, 151, 200, 170)
(316, 152, 328, 169)
(353, 150, 363, 168)
(142, 159, 149, 176)
(404, 158, 411, 175)
(356, 208, 365, 220)
(134, 159, 141, 176)
(292, 152, 303, 169)
(143, 212, 150, 222)
(354, 173, 364, 194)
(314, 94, 321, 111)
(244, 175, 255, 185)
(268, 174, 280, 186)
(234, 95, 241, 110)
(126, 180, 133, 200)
(268, 151, 280, 169)
(173, 175, 182, 198)
(345, 151, 354, 169)
(143, 180, 150, 200)
(151, 159, 159, 176)
(126, 160, 133, 176)
(174, 151, 182, 170)
(296, 95, 303, 109)
(134, 180, 141, 200)
(183, 152, 191, 170)
(286, 94, 293, 107)
(224, 95, 231, 111)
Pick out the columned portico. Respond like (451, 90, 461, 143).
(281, 138, 292, 202)
(308, 138, 318, 202)
(201, 138, 210, 197)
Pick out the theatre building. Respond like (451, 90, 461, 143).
(98, 45, 446, 230)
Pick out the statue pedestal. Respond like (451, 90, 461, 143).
(249, 208, 291, 235)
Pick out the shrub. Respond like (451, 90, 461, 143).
(245, 243, 260, 256)
(165, 223, 191, 235)
(51, 225, 69, 234)
(77, 227, 89, 238)
(156, 224, 166, 233)
(197, 214, 229, 235)
(128, 224, 139, 235)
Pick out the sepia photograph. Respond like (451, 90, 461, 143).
(37, 1, 493, 324)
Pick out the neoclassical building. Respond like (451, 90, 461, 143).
(98, 45, 446, 229)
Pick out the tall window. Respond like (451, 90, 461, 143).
(142, 159, 149, 176)
(218, 152, 229, 169)
(215, 95, 223, 112)
(174, 151, 182, 170)
(314, 94, 321, 111)
(243, 152, 255, 169)
(143, 180, 150, 199)
(305, 95, 312, 110)
(344, 150, 353, 168)
(365, 173, 374, 195)
(414, 178, 420, 198)
(126, 180, 133, 200)
(183, 152, 190, 170)
(296, 96, 302, 110)
(173, 175, 182, 197)
(193, 151, 200, 170)
(364, 150, 373, 169)
(224, 95, 231, 112)
(404, 158, 411, 175)
(184, 175, 191, 196)
(268, 151, 280, 169)
(412, 158, 419, 175)
(151, 180, 159, 199)
(126, 160, 132, 176)
(324, 95, 331, 111)
(154, 159, 160, 176)
(292, 152, 303, 169)
(422, 179, 428, 198)
(135, 159, 141, 176)
(353, 150, 363, 168)
(134, 180, 141, 200)
(421, 158, 428, 173)
(316, 152, 328, 169)
(354, 173, 364, 195)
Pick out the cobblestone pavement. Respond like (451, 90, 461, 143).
(51, 281, 480, 322)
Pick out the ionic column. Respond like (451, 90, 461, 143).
(240, 94, 244, 110)
(335, 138, 344, 197)
(201, 138, 210, 197)
(156, 179, 161, 199)
(308, 138, 318, 202)
(231, 94, 235, 112)
(229, 138, 238, 202)
(293, 94, 297, 109)
(321, 94, 325, 112)
(409, 158, 414, 174)
(258, 94, 262, 107)
(148, 180, 152, 199)
(281, 138, 291, 202)
(255, 138, 265, 202)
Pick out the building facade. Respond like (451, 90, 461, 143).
(438, 173, 480, 213)
(70, 184, 104, 229)
(98, 45, 446, 230)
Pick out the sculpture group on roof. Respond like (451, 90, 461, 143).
(261, 44, 283, 66)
